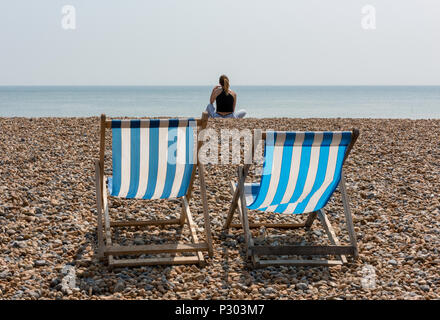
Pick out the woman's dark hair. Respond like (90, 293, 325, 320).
(219, 74, 230, 95)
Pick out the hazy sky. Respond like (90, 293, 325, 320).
(1, 0, 439, 85)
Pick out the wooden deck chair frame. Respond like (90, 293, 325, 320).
(95, 112, 213, 268)
(224, 129, 359, 268)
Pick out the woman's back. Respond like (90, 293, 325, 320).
(216, 90, 234, 113)
(205, 74, 246, 118)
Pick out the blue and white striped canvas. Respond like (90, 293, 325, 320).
(108, 119, 197, 199)
(245, 131, 352, 214)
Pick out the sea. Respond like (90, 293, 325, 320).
(0, 86, 440, 119)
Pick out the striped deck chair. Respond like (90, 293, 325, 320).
(224, 129, 359, 268)
(95, 112, 213, 268)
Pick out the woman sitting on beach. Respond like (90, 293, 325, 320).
(205, 75, 246, 118)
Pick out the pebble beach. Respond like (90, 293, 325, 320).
(0, 116, 439, 300)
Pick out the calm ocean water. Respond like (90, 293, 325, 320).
(0, 86, 440, 119)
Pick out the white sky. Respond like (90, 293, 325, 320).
(0, 0, 439, 85)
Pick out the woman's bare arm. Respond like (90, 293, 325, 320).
(210, 86, 222, 104)
(231, 90, 237, 112)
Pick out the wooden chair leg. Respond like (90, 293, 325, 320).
(224, 182, 240, 229)
(94, 160, 104, 259)
(317, 209, 347, 264)
(304, 211, 318, 230)
(197, 164, 214, 257)
(226, 163, 252, 229)
(179, 198, 187, 226)
(237, 166, 256, 262)
(229, 180, 257, 266)
(102, 177, 114, 266)
(339, 172, 359, 258)
(229, 182, 244, 226)
(182, 196, 205, 266)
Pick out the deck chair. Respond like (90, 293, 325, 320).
(95, 112, 213, 268)
(224, 129, 359, 268)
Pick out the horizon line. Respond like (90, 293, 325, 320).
(1, 84, 440, 87)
